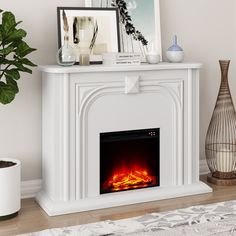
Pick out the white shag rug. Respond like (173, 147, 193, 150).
(18, 200, 236, 236)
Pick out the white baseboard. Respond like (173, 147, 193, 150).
(21, 179, 42, 199)
(200, 159, 209, 175)
(20, 161, 209, 199)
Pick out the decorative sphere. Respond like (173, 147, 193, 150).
(166, 51, 184, 63)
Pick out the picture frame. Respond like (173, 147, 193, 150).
(85, 0, 162, 60)
(57, 7, 120, 64)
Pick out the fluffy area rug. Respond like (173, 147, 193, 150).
(18, 200, 236, 236)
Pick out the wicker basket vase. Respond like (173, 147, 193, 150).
(206, 60, 236, 185)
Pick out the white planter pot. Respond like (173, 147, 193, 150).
(0, 158, 21, 220)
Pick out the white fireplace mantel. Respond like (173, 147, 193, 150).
(37, 63, 212, 216)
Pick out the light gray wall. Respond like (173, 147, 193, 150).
(0, 0, 235, 181)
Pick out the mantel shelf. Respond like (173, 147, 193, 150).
(38, 62, 202, 74)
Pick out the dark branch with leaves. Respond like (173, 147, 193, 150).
(111, 0, 148, 46)
(0, 9, 36, 104)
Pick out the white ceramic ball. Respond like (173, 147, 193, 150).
(166, 51, 184, 63)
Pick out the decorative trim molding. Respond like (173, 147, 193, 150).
(21, 161, 209, 199)
(76, 81, 183, 199)
(21, 179, 42, 199)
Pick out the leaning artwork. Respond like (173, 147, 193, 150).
(85, 0, 162, 58)
(57, 7, 120, 64)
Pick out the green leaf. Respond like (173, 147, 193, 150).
(5, 69, 20, 80)
(6, 76, 19, 93)
(12, 61, 32, 73)
(10, 38, 23, 48)
(0, 58, 16, 65)
(4, 29, 26, 44)
(16, 41, 36, 57)
(20, 66, 32, 74)
(0, 81, 17, 104)
(0, 24, 3, 41)
(0, 45, 14, 56)
(2, 11, 16, 33)
(20, 58, 37, 67)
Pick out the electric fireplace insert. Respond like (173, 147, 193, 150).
(100, 128, 160, 194)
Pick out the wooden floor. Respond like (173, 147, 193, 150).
(1, 175, 236, 236)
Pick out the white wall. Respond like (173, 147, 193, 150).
(0, 0, 84, 181)
(0, 0, 235, 181)
(160, 0, 236, 165)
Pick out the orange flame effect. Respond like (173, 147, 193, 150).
(103, 168, 156, 192)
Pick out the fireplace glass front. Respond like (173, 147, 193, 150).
(100, 128, 160, 194)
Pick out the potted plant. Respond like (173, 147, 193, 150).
(0, 9, 36, 220)
(0, 159, 21, 220)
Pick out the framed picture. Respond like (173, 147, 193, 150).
(85, 0, 162, 59)
(57, 7, 120, 64)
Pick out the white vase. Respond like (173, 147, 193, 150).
(166, 35, 184, 63)
(0, 158, 21, 220)
(146, 43, 160, 64)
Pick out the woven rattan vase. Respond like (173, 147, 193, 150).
(206, 60, 236, 185)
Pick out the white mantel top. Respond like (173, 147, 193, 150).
(38, 62, 202, 74)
